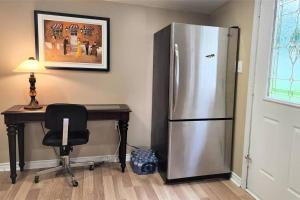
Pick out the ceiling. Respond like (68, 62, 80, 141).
(105, 0, 229, 14)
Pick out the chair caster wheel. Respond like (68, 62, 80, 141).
(89, 165, 95, 171)
(72, 180, 78, 187)
(34, 176, 39, 183)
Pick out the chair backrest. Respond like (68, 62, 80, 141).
(45, 104, 88, 132)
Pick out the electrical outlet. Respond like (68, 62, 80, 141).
(114, 121, 118, 130)
(105, 156, 109, 162)
(238, 60, 243, 73)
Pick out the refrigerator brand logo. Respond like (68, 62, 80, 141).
(205, 54, 215, 58)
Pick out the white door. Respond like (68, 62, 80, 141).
(247, 0, 300, 200)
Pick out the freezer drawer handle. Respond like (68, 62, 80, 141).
(173, 43, 180, 112)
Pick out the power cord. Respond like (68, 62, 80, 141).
(115, 125, 139, 150)
(104, 124, 138, 162)
(40, 122, 60, 157)
(116, 125, 141, 150)
(127, 143, 140, 149)
(114, 124, 121, 157)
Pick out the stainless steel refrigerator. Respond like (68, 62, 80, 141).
(151, 23, 239, 182)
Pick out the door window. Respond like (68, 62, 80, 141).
(268, 0, 300, 104)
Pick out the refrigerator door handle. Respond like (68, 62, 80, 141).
(173, 43, 180, 112)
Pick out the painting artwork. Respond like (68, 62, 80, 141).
(34, 11, 110, 71)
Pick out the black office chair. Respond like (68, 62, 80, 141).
(34, 104, 95, 187)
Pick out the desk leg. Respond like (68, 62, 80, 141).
(118, 120, 128, 173)
(17, 124, 25, 171)
(7, 124, 17, 184)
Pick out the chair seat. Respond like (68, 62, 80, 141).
(42, 130, 90, 147)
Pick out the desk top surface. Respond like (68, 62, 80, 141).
(2, 104, 131, 115)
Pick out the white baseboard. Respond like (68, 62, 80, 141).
(230, 173, 260, 200)
(0, 154, 131, 172)
(230, 172, 242, 187)
(246, 189, 261, 200)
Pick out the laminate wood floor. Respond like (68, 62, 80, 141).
(0, 162, 254, 200)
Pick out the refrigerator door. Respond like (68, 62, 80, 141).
(169, 23, 238, 120)
(167, 120, 233, 179)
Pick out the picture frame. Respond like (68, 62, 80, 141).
(34, 10, 110, 71)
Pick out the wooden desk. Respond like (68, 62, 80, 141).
(2, 104, 131, 184)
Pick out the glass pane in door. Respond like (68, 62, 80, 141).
(268, 0, 300, 104)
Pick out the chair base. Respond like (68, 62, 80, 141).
(34, 155, 95, 187)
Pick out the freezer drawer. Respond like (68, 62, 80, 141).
(167, 120, 233, 179)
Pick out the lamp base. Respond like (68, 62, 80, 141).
(24, 72, 43, 110)
(24, 100, 43, 110)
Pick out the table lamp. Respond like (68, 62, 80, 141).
(15, 57, 46, 110)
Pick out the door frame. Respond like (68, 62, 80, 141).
(241, 0, 263, 190)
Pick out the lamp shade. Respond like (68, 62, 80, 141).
(15, 57, 45, 72)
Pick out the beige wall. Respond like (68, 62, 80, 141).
(0, 0, 255, 178)
(210, 0, 255, 176)
(0, 1, 209, 163)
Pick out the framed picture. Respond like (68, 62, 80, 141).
(34, 10, 110, 71)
